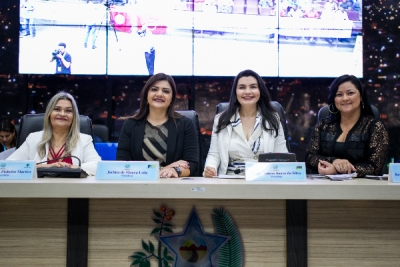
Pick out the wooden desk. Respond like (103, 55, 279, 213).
(0, 178, 400, 267)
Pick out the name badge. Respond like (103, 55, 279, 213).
(389, 163, 400, 183)
(0, 160, 36, 180)
(96, 161, 159, 180)
(245, 162, 306, 181)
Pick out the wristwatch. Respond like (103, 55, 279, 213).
(172, 167, 182, 177)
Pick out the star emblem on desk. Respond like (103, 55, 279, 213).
(158, 208, 229, 267)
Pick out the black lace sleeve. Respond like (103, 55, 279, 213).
(353, 120, 389, 177)
(305, 119, 337, 172)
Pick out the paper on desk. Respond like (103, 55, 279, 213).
(325, 172, 357, 180)
(218, 174, 245, 179)
(307, 174, 327, 180)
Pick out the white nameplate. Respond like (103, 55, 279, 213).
(245, 162, 306, 181)
(96, 161, 159, 180)
(0, 160, 36, 180)
(388, 163, 400, 183)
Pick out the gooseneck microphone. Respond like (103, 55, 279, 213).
(36, 156, 84, 178)
(36, 155, 82, 167)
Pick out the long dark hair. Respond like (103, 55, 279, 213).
(327, 74, 374, 122)
(128, 73, 182, 121)
(0, 120, 17, 148)
(215, 69, 280, 136)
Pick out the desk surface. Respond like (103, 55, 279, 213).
(0, 177, 399, 199)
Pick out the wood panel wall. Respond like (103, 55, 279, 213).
(309, 200, 400, 267)
(87, 199, 286, 267)
(0, 198, 67, 266)
(2, 199, 399, 267)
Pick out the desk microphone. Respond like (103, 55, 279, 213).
(36, 155, 82, 167)
(36, 156, 84, 178)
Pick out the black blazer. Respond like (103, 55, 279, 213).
(116, 116, 199, 176)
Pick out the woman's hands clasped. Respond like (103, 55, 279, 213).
(36, 162, 79, 168)
(159, 160, 190, 178)
(318, 159, 356, 175)
(332, 159, 356, 174)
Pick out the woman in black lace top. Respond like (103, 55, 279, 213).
(305, 75, 389, 177)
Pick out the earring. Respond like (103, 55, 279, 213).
(361, 101, 364, 109)
(328, 104, 339, 114)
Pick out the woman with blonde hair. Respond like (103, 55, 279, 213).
(8, 92, 100, 175)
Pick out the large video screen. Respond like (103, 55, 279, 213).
(18, 0, 362, 77)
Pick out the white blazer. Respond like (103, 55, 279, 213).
(7, 131, 101, 176)
(204, 113, 288, 175)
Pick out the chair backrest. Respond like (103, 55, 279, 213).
(93, 124, 110, 142)
(176, 110, 203, 177)
(16, 114, 93, 148)
(317, 104, 380, 122)
(215, 101, 291, 152)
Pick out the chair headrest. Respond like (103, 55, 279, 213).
(16, 114, 93, 148)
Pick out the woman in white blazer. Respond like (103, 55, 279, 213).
(7, 92, 100, 176)
(204, 70, 288, 177)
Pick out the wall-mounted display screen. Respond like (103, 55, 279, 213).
(18, 0, 362, 77)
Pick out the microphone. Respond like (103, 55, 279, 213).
(36, 156, 84, 178)
(234, 168, 241, 174)
(36, 155, 82, 167)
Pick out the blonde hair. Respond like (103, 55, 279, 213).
(37, 92, 80, 158)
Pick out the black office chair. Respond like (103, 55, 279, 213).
(317, 104, 380, 121)
(93, 124, 110, 142)
(16, 114, 93, 148)
(215, 101, 291, 152)
(176, 110, 203, 177)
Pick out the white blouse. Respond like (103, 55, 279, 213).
(227, 111, 264, 174)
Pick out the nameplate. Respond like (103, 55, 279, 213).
(245, 162, 306, 181)
(388, 163, 400, 183)
(0, 160, 36, 180)
(96, 161, 159, 180)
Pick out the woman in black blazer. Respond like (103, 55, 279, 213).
(116, 73, 198, 178)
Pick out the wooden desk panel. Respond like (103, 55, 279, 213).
(87, 199, 286, 267)
(1, 177, 400, 200)
(0, 199, 67, 266)
(1, 179, 400, 267)
(309, 200, 400, 267)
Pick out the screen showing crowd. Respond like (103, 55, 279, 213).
(19, 0, 362, 77)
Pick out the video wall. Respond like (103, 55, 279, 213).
(18, 0, 363, 77)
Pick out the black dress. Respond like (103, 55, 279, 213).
(305, 115, 389, 177)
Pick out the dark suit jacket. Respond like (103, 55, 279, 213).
(116, 116, 199, 176)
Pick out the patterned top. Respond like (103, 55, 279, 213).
(142, 121, 168, 166)
(227, 111, 264, 175)
(305, 115, 389, 177)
